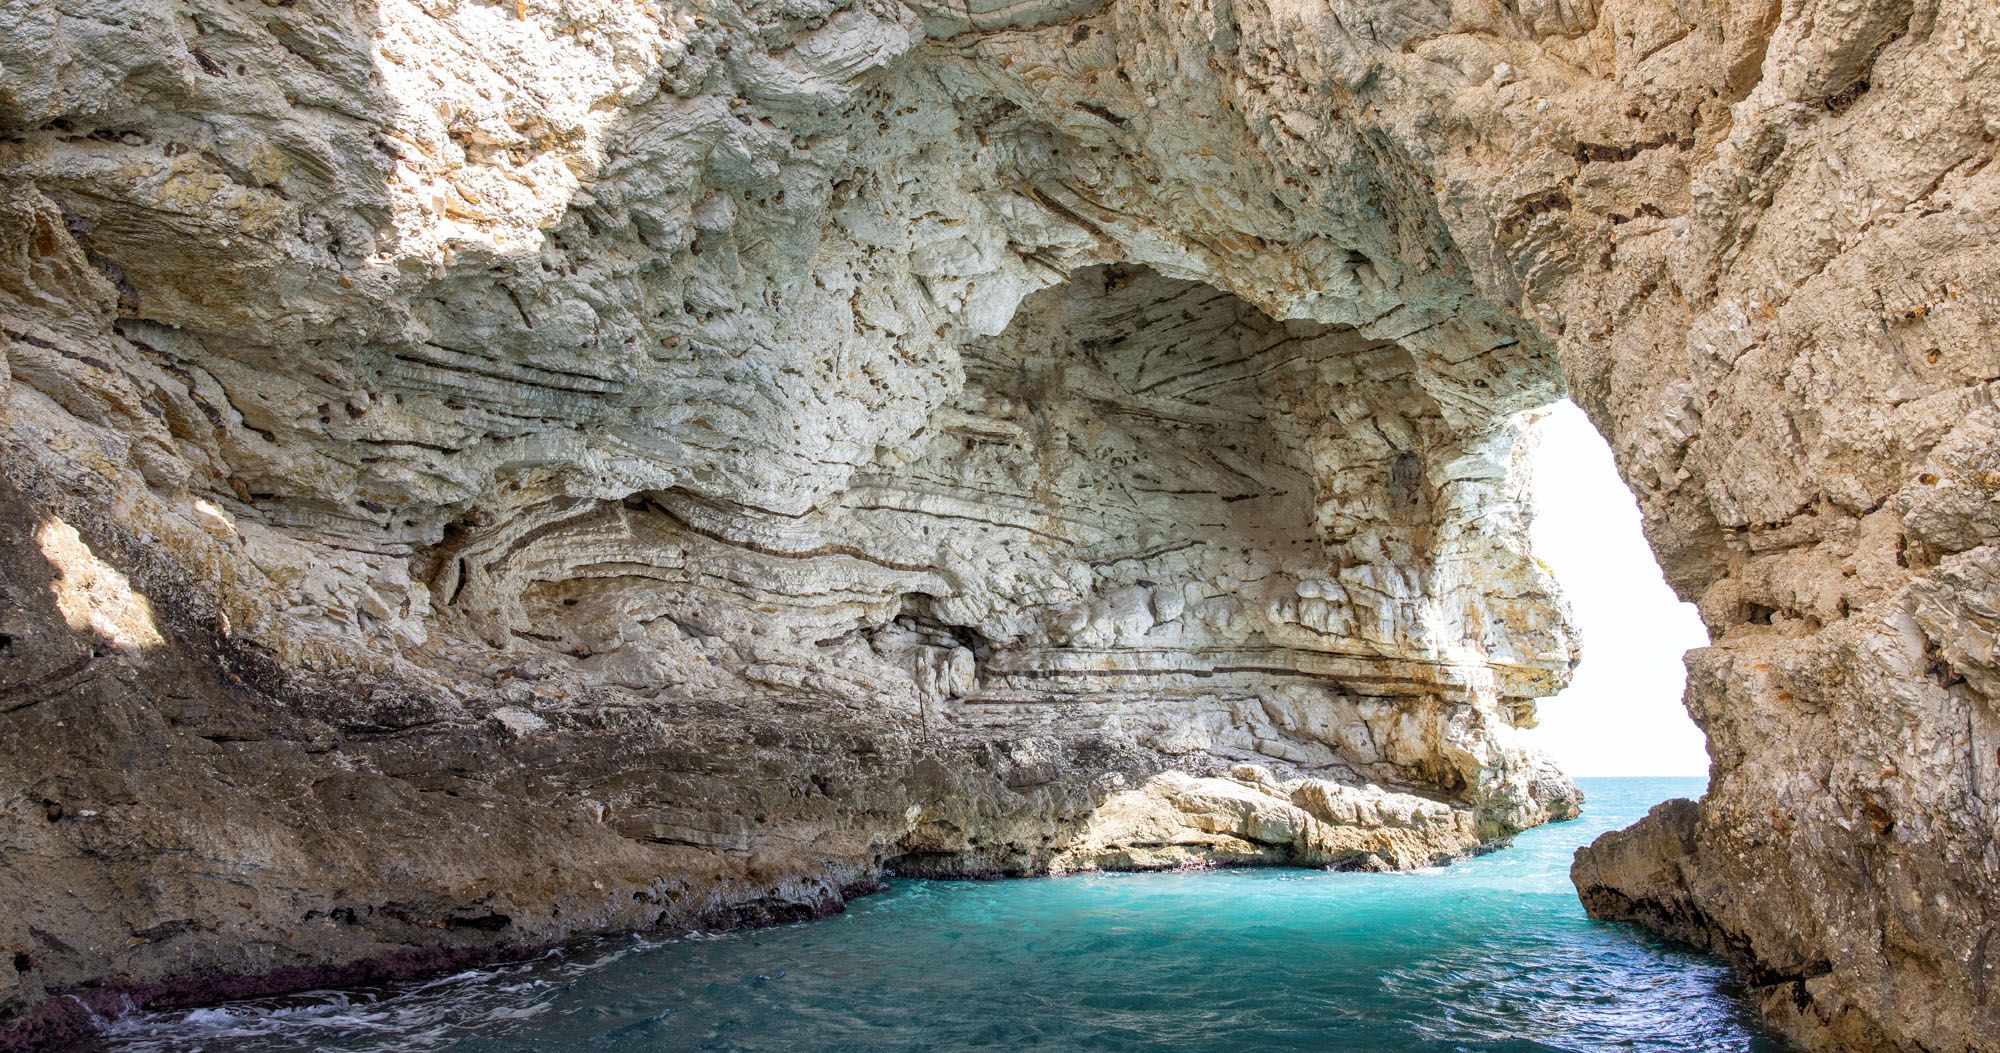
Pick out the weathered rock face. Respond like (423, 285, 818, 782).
(0, 0, 1993, 1049)
(0, 0, 1583, 1037)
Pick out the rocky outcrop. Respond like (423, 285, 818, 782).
(1555, 0, 2000, 1047)
(0, 0, 1583, 1039)
(0, 0, 1993, 1049)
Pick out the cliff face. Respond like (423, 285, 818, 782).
(0, 0, 1994, 1049)
(0, 0, 1582, 1037)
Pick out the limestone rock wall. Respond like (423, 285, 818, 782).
(0, 0, 1580, 1037)
(0, 0, 1995, 1049)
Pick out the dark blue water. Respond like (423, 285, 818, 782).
(104, 777, 1779, 1052)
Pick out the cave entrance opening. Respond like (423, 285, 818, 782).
(860, 260, 1593, 864)
(1522, 400, 1712, 778)
(843, 260, 1454, 700)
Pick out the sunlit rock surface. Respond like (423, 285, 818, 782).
(0, 0, 1994, 1049)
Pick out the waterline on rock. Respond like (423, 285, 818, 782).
(102, 778, 1778, 1052)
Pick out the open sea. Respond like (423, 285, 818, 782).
(101, 776, 1780, 1052)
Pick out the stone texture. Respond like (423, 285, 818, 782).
(0, 0, 1994, 1049)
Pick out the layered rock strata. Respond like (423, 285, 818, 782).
(0, 0, 1995, 1050)
(0, 1, 1582, 1038)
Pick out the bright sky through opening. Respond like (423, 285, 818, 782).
(1524, 401, 1712, 778)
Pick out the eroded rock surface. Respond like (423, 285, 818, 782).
(0, 0, 1994, 1049)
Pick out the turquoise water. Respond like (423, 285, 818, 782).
(105, 777, 1780, 1052)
